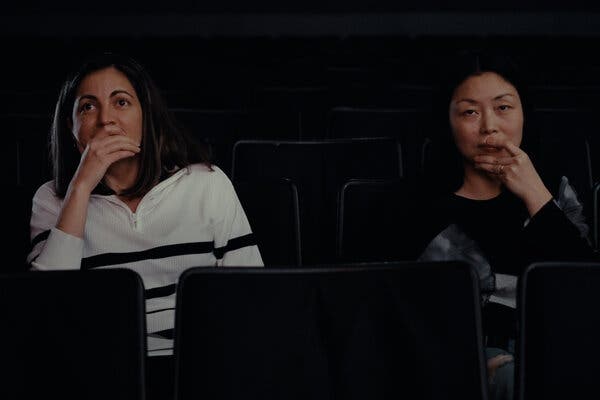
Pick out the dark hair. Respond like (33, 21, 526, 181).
(436, 49, 531, 121)
(51, 52, 211, 198)
(426, 49, 534, 193)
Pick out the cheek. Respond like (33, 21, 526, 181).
(71, 119, 91, 148)
(450, 121, 477, 151)
(129, 109, 144, 140)
(504, 119, 524, 147)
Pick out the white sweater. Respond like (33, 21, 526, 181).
(28, 164, 263, 355)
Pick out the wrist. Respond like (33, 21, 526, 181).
(67, 180, 94, 199)
(523, 186, 553, 217)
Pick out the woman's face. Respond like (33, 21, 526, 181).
(70, 66, 143, 152)
(449, 71, 524, 163)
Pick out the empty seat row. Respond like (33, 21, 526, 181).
(3, 262, 600, 400)
(232, 138, 402, 264)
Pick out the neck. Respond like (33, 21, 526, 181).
(104, 157, 140, 195)
(456, 163, 502, 200)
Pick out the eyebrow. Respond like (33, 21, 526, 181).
(455, 93, 516, 104)
(493, 93, 516, 101)
(110, 89, 135, 98)
(77, 89, 135, 102)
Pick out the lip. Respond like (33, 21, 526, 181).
(479, 146, 500, 153)
(100, 128, 127, 136)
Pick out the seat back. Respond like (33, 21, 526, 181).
(171, 108, 301, 177)
(594, 182, 599, 251)
(326, 107, 426, 178)
(7, 184, 32, 272)
(234, 179, 302, 266)
(530, 110, 594, 207)
(518, 262, 600, 400)
(0, 269, 147, 400)
(1, 114, 52, 191)
(174, 262, 488, 400)
(337, 179, 421, 262)
(231, 139, 401, 264)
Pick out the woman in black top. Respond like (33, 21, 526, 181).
(417, 50, 596, 400)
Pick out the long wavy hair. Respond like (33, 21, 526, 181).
(50, 52, 211, 198)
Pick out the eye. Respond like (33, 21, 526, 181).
(498, 104, 512, 111)
(79, 102, 95, 114)
(116, 98, 130, 107)
(462, 109, 478, 117)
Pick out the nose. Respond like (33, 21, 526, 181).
(97, 106, 116, 127)
(479, 108, 498, 135)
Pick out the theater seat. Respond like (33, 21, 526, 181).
(231, 138, 402, 264)
(7, 183, 32, 272)
(517, 262, 600, 400)
(530, 110, 594, 214)
(594, 183, 599, 251)
(336, 178, 421, 262)
(1, 114, 52, 191)
(0, 269, 147, 400)
(326, 107, 427, 179)
(171, 108, 301, 177)
(174, 262, 488, 400)
(234, 179, 302, 266)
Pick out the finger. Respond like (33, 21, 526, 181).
(105, 150, 138, 165)
(484, 134, 522, 157)
(475, 162, 507, 176)
(503, 140, 522, 157)
(88, 137, 141, 156)
(94, 134, 141, 148)
(101, 142, 141, 156)
(487, 354, 514, 369)
(473, 155, 514, 165)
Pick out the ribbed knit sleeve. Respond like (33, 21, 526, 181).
(209, 168, 263, 267)
(28, 182, 84, 270)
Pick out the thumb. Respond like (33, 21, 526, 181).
(487, 354, 513, 382)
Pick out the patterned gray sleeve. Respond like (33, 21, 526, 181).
(418, 224, 496, 297)
(554, 176, 591, 243)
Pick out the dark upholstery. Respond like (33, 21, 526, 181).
(517, 262, 600, 400)
(0, 269, 147, 400)
(174, 262, 488, 400)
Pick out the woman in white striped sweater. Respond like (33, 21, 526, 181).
(27, 52, 263, 400)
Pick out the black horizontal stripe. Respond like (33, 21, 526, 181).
(214, 233, 256, 260)
(31, 229, 50, 249)
(148, 347, 173, 353)
(151, 329, 174, 340)
(145, 284, 177, 300)
(146, 307, 176, 315)
(81, 241, 214, 270)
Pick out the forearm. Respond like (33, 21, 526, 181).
(524, 200, 595, 261)
(55, 183, 92, 238)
